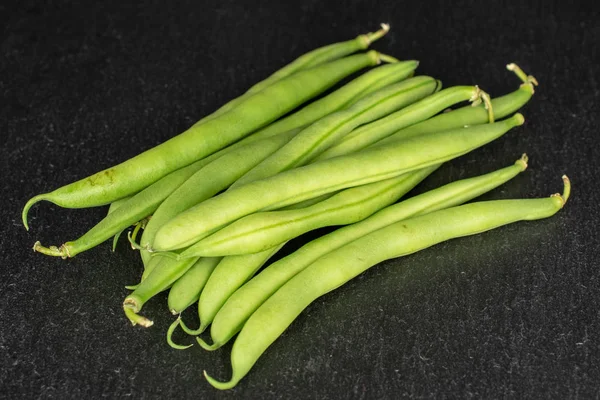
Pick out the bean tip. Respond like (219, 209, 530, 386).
(123, 304, 153, 328)
(561, 175, 571, 205)
(166, 318, 193, 350)
(179, 318, 204, 336)
(513, 113, 525, 126)
(515, 153, 529, 170)
(22, 196, 42, 231)
(32, 241, 69, 259)
(506, 63, 539, 88)
(203, 370, 237, 390)
(197, 336, 221, 351)
(364, 23, 391, 46)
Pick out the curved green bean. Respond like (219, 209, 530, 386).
(154, 114, 523, 253)
(23, 51, 382, 228)
(230, 76, 439, 188)
(203, 155, 528, 350)
(192, 244, 285, 335)
(205, 176, 570, 389)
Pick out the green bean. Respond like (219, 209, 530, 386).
(243, 60, 419, 143)
(361, 63, 537, 150)
(275, 192, 339, 211)
(313, 85, 493, 161)
(166, 318, 193, 350)
(188, 244, 285, 335)
(153, 114, 523, 253)
(106, 197, 131, 252)
(122, 256, 199, 327)
(204, 155, 528, 350)
(167, 257, 222, 315)
(23, 51, 383, 229)
(205, 176, 570, 389)
(230, 76, 439, 188)
(189, 166, 440, 257)
(206, 23, 391, 120)
(123, 256, 205, 326)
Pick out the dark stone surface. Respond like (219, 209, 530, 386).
(1, 0, 599, 398)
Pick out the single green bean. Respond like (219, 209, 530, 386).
(153, 114, 523, 253)
(167, 257, 223, 315)
(106, 197, 131, 252)
(230, 76, 439, 188)
(23, 51, 382, 228)
(204, 155, 528, 350)
(208, 24, 391, 121)
(205, 176, 570, 389)
(192, 244, 285, 335)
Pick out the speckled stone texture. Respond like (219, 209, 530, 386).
(1, 0, 599, 398)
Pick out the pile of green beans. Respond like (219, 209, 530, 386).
(23, 24, 570, 390)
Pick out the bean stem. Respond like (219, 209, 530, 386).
(123, 305, 153, 328)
